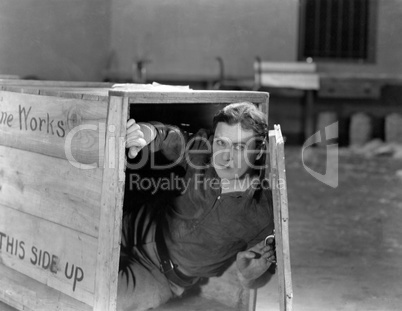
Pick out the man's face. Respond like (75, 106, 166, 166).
(212, 122, 261, 181)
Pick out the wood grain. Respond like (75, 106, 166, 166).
(0, 264, 92, 311)
(0, 91, 108, 165)
(269, 130, 285, 311)
(274, 125, 293, 311)
(0, 145, 102, 238)
(93, 95, 128, 311)
(269, 126, 293, 311)
(109, 90, 269, 105)
(0, 204, 97, 306)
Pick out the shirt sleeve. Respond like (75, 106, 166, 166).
(246, 189, 274, 249)
(148, 121, 187, 164)
(148, 122, 212, 171)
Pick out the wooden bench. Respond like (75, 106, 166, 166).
(0, 82, 291, 311)
(254, 59, 319, 91)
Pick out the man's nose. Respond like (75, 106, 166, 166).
(222, 148, 232, 161)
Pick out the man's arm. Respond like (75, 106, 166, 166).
(126, 119, 186, 160)
(236, 238, 276, 289)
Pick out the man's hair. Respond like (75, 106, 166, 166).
(212, 102, 268, 141)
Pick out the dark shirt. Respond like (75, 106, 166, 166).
(145, 123, 274, 278)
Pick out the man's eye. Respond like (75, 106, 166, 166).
(215, 139, 225, 146)
(234, 145, 245, 151)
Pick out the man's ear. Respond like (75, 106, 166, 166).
(256, 141, 266, 160)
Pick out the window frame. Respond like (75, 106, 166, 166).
(297, 0, 378, 64)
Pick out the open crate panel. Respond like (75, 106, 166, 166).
(0, 82, 291, 311)
(0, 84, 113, 311)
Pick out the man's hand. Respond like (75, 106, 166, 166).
(126, 119, 155, 159)
(236, 237, 276, 287)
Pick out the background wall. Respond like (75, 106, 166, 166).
(0, 0, 110, 81)
(0, 0, 401, 82)
(109, 0, 299, 79)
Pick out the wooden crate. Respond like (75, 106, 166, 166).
(0, 85, 113, 311)
(0, 83, 283, 311)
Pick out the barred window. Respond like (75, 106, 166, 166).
(298, 0, 377, 62)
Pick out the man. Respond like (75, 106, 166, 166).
(118, 102, 275, 311)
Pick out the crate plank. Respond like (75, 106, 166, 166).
(0, 204, 97, 306)
(0, 264, 92, 311)
(274, 126, 293, 310)
(269, 131, 285, 311)
(269, 126, 293, 311)
(93, 95, 128, 311)
(0, 91, 107, 165)
(109, 90, 269, 104)
(0, 145, 102, 238)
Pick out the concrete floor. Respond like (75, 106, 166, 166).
(1, 146, 402, 311)
(255, 146, 402, 311)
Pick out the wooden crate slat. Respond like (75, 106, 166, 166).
(93, 95, 128, 311)
(0, 204, 97, 306)
(0, 264, 92, 311)
(274, 125, 293, 310)
(269, 126, 293, 311)
(269, 130, 285, 311)
(111, 90, 269, 104)
(0, 91, 107, 165)
(0, 145, 102, 238)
